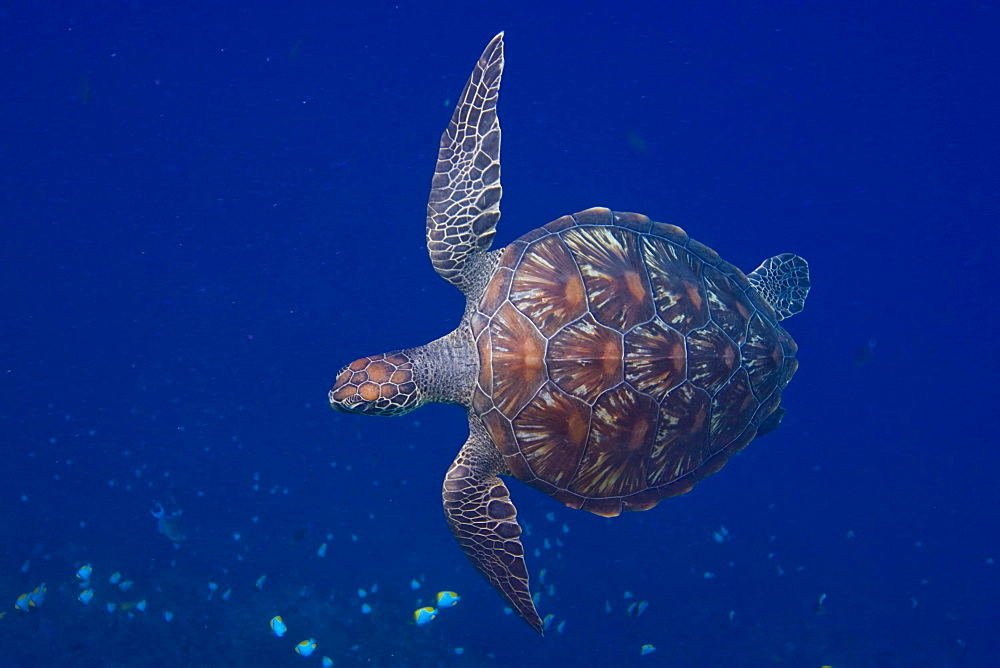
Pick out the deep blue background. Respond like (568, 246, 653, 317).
(1, 1, 996, 666)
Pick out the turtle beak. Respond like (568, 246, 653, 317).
(328, 382, 366, 414)
(336, 393, 368, 412)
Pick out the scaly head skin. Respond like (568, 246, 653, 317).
(329, 351, 424, 416)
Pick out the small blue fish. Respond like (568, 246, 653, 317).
(255, 575, 267, 591)
(414, 606, 437, 626)
(361, 603, 372, 614)
(295, 638, 317, 657)
(106, 602, 116, 613)
(119, 580, 133, 592)
(322, 658, 334, 668)
(543, 613, 555, 631)
(636, 600, 649, 616)
(109, 572, 122, 584)
(557, 620, 566, 634)
(76, 564, 93, 581)
(270, 616, 287, 637)
(641, 644, 656, 656)
(436, 591, 460, 608)
(410, 578, 421, 590)
(28, 584, 46, 607)
(79, 589, 94, 605)
(136, 600, 147, 612)
(317, 543, 327, 558)
(164, 611, 174, 622)
(14, 595, 31, 612)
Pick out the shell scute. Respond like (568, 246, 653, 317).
(571, 207, 614, 227)
(568, 384, 658, 499)
(498, 240, 529, 271)
(481, 408, 520, 458)
(510, 235, 588, 337)
(704, 264, 751, 345)
(514, 383, 591, 488)
(613, 211, 652, 233)
(541, 214, 578, 233)
(648, 382, 712, 486)
(709, 368, 758, 449)
(623, 318, 686, 402)
(480, 266, 514, 317)
(686, 320, 741, 395)
(741, 312, 785, 400)
(648, 220, 689, 244)
(684, 237, 722, 266)
(561, 226, 655, 332)
(489, 302, 547, 417)
(642, 235, 710, 334)
(547, 314, 623, 404)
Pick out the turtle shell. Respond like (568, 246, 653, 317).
(471, 207, 798, 517)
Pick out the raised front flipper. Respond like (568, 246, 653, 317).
(426, 32, 504, 295)
(748, 253, 811, 320)
(442, 423, 542, 634)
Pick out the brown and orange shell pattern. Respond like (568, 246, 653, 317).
(472, 207, 798, 517)
(329, 352, 420, 416)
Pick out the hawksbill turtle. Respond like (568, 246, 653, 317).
(329, 33, 810, 633)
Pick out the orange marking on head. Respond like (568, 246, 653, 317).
(359, 383, 379, 401)
(367, 362, 391, 383)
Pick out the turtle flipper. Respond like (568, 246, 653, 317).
(443, 425, 542, 634)
(426, 32, 504, 295)
(748, 253, 811, 321)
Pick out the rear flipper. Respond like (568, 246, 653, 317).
(748, 253, 810, 320)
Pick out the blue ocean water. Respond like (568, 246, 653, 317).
(1, 1, 996, 666)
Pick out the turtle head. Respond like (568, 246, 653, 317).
(329, 351, 424, 416)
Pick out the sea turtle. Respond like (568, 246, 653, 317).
(329, 33, 810, 634)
